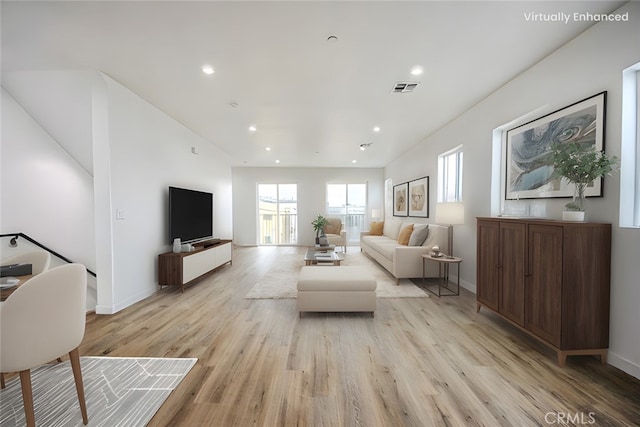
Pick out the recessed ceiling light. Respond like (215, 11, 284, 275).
(202, 65, 215, 75)
(327, 35, 339, 43)
(352, 160, 357, 163)
(360, 143, 373, 150)
(373, 126, 380, 132)
(410, 66, 423, 76)
(360, 145, 366, 151)
(265, 147, 271, 151)
(249, 126, 257, 132)
(275, 159, 280, 163)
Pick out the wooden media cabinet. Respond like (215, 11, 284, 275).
(158, 239, 232, 292)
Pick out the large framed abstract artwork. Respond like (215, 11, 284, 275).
(505, 91, 606, 200)
(408, 176, 429, 218)
(393, 183, 408, 217)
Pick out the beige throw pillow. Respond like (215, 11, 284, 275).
(397, 224, 414, 246)
(369, 221, 384, 236)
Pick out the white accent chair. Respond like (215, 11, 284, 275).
(1, 250, 51, 275)
(324, 217, 347, 252)
(0, 264, 89, 427)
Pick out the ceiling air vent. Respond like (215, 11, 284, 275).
(391, 81, 420, 93)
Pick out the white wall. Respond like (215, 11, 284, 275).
(1, 88, 98, 307)
(385, 2, 640, 378)
(97, 74, 233, 313)
(232, 167, 384, 246)
(2, 71, 234, 314)
(0, 89, 96, 270)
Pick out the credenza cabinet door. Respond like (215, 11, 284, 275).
(499, 222, 526, 326)
(525, 224, 563, 347)
(561, 225, 611, 350)
(476, 220, 500, 311)
(476, 218, 610, 366)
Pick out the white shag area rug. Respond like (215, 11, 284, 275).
(245, 250, 428, 299)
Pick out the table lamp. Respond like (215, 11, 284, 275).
(371, 209, 381, 222)
(435, 202, 465, 258)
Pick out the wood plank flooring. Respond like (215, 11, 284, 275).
(80, 246, 640, 426)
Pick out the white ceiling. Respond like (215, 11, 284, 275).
(1, 1, 627, 168)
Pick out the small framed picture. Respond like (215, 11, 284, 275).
(393, 183, 408, 217)
(408, 176, 429, 218)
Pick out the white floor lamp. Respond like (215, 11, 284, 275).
(435, 202, 465, 258)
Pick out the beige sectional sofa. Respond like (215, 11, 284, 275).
(360, 219, 451, 284)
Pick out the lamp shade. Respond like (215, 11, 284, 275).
(435, 202, 465, 225)
(371, 209, 381, 219)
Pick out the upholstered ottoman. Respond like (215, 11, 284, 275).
(296, 266, 377, 316)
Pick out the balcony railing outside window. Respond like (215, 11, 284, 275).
(259, 213, 297, 245)
(258, 184, 298, 245)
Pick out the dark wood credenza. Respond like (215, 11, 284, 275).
(158, 239, 232, 293)
(476, 217, 611, 366)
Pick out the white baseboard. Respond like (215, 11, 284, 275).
(95, 287, 156, 315)
(607, 351, 640, 380)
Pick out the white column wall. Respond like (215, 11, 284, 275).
(385, 2, 640, 378)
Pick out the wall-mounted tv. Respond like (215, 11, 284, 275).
(169, 186, 213, 244)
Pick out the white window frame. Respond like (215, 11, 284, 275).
(326, 183, 368, 244)
(437, 145, 464, 203)
(620, 62, 640, 228)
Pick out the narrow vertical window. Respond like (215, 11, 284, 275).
(438, 145, 464, 203)
(326, 183, 367, 244)
(620, 62, 640, 228)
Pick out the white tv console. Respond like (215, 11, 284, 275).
(158, 239, 232, 292)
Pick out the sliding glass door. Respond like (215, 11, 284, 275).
(258, 184, 298, 245)
(326, 183, 367, 244)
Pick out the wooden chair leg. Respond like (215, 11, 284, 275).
(19, 370, 36, 427)
(69, 348, 88, 424)
(1, 372, 5, 389)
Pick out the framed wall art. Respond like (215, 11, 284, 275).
(505, 91, 606, 200)
(393, 183, 408, 217)
(408, 176, 429, 217)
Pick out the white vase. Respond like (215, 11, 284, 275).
(172, 238, 181, 253)
(562, 211, 585, 222)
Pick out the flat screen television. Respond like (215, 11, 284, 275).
(168, 186, 213, 244)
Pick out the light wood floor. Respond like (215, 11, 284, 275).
(80, 246, 640, 426)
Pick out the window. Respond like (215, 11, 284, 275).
(327, 183, 367, 244)
(258, 184, 298, 244)
(437, 145, 463, 203)
(620, 62, 640, 228)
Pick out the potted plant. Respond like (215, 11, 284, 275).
(311, 214, 328, 244)
(551, 141, 618, 221)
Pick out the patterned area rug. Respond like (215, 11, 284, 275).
(0, 356, 196, 427)
(245, 250, 428, 299)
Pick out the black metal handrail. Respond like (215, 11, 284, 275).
(0, 233, 97, 277)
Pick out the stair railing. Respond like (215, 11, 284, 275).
(0, 233, 97, 277)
